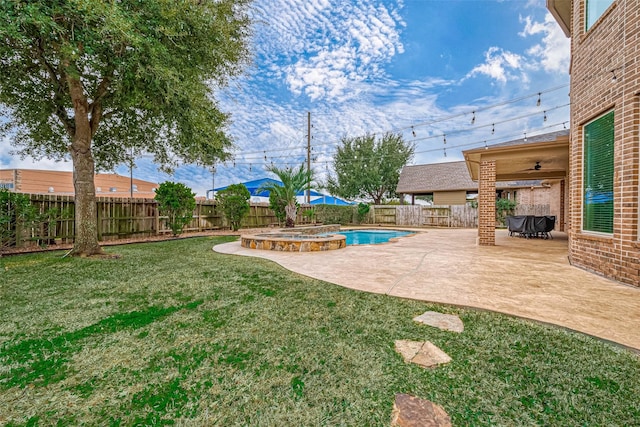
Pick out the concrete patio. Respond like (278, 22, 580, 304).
(214, 228, 640, 351)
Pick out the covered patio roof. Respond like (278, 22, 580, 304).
(463, 130, 569, 182)
(463, 130, 569, 246)
(546, 0, 571, 37)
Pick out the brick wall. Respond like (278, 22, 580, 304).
(0, 169, 159, 199)
(478, 160, 496, 245)
(568, 0, 640, 286)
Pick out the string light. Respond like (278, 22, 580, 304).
(237, 85, 569, 157)
(443, 148, 447, 157)
(484, 141, 488, 150)
(223, 120, 569, 171)
(611, 70, 617, 82)
(213, 86, 571, 176)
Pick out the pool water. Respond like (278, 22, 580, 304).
(334, 229, 414, 245)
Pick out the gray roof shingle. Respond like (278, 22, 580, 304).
(397, 161, 475, 193)
(397, 161, 543, 194)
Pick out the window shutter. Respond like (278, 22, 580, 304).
(583, 110, 614, 233)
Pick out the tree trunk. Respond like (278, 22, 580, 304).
(285, 203, 297, 228)
(67, 75, 103, 256)
(69, 137, 103, 256)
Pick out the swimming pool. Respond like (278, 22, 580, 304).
(333, 229, 414, 245)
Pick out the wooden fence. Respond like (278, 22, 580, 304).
(3, 194, 551, 248)
(3, 195, 321, 248)
(367, 205, 479, 228)
(366, 204, 550, 228)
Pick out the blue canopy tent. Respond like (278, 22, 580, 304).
(310, 195, 354, 206)
(212, 178, 330, 200)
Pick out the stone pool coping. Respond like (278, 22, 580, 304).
(240, 224, 346, 252)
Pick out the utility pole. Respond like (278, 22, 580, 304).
(307, 111, 311, 204)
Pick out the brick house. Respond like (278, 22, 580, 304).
(0, 169, 159, 199)
(547, 0, 640, 286)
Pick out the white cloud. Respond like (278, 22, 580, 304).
(254, 0, 405, 101)
(466, 47, 525, 84)
(465, 11, 570, 85)
(0, 133, 73, 171)
(521, 13, 571, 74)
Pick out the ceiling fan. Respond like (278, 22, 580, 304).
(524, 161, 542, 171)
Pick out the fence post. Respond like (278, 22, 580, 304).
(97, 198, 102, 240)
(154, 201, 160, 236)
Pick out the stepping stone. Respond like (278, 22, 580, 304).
(394, 340, 451, 369)
(413, 311, 464, 333)
(391, 393, 452, 427)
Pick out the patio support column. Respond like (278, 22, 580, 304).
(478, 160, 496, 246)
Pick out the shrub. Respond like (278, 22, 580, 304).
(314, 205, 355, 225)
(356, 203, 370, 224)
(301, 208, 316, 224)
(217, 184, 251, 231)
(268, 191, 288, 226)
(496, 198, 517, 226)
(154, 182, 196, 236)
(0, 189, 37, 248)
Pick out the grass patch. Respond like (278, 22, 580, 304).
(0, 237, 638, 425)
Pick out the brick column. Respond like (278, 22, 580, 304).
(478, 160, 496, 246)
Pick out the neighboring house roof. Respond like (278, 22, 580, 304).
(397, 161, 476, 193)
(397, 161, 545, 195)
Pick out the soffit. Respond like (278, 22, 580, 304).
(547, 0, 572, 37)
(464, 137, 569, 182)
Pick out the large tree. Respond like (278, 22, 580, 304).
(0, 0, 251, 256)
(327, 133, 414, 204)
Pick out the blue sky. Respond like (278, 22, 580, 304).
(0, 0, 570, 197)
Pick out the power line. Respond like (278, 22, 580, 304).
(229, 103, 569, 163)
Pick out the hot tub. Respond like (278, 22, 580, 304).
(240, 230, 346, 252)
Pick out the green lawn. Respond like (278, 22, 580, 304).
(1, 237, 639, 426)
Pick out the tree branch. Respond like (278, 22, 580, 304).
(88, 72, 113, 136)
(33, 38, 75, 137)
